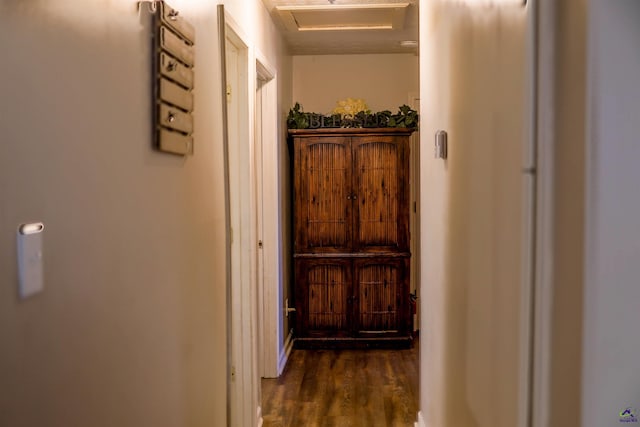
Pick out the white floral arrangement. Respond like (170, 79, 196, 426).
(332, 98, 371, 119)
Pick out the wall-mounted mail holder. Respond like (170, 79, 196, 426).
(141, 1, 195, 155)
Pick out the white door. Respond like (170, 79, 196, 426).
(225, 33, 259, 427)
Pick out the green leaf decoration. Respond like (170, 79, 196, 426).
(287, 103, 419, 130)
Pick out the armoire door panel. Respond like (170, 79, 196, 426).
(352, 137, 409, 252)
(295, 138, 352, 253)
(296, 259, 352, 337)
(355, 258, 407, 334)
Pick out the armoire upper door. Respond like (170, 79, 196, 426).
(352, 136, 409, 252)
(294, 137, 353, 253)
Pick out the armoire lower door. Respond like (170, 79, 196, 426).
(354, 257, 410, 338)
(295, 258, 353, 338)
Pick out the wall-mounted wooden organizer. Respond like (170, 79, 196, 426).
(141, 1, 195, 155)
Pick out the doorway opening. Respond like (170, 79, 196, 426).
(255, 56, 285, 379)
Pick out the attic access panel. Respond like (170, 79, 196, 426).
(276, 3, 410, 32)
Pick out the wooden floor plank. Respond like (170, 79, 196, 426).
(262, 338, 419, 426)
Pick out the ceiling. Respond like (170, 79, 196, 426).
(261, 0, 419, 55)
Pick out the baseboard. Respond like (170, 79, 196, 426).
(415, 411, 426, 427)
(256, 405, 263, 427)
(294, 335, 413, 349)
(277, 329, 294, 375)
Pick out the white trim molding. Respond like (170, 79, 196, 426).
(531, 1, 557, 426)
(278, 329, 295, 375)
(256, 406, 263, 427)
(415, 411, 426, 427)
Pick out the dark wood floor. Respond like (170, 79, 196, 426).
(261, 338, 419, 427)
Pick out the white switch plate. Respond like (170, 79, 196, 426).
(17, 222, 44, 299)
(435, 130, 448, 159)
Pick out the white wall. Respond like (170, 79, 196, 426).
(583, 2, 640, 426)
(292, 54, 419, 114)
(0, 1, 225, 425)
(419, 1, 528, 426)
(0, 1, 291, 426)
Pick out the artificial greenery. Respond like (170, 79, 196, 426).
(287, 102, 419, 130)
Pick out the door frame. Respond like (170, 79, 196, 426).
(528, 1, 557, 426)
(220, 8, 261, 427)
(254, 53, 283, 379)
(408, 92, 420, 333)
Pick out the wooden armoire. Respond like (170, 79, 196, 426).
(290, 127, 414, 348)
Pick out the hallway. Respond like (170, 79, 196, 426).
(262, 341, 419, 427)
(3, 2, 640, 427)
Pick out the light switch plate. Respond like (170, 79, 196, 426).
(17, 222, 44, 299)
